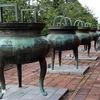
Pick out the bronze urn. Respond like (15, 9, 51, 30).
(89, 28, 98, 51)
(74, 20, 92, 56)
(47, 16, 80, 69)
(0, 4, 50, 98)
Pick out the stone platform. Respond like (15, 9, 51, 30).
(47, 65, 89, 75)
(2, 84, 68, 100)
(79, 49, 100, 53)
(64, 55, 98, 60)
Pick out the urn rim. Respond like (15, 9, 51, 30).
(49, 26, 77, 30)
(0, 23, 45, 30)
(90, 28, 97, 32)
(77, 27, 90, 30)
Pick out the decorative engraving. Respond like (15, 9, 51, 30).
(1, 39, 12, 46)
(4, 39, 12, 45)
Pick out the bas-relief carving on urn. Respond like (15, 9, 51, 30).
(0, 4, 50, 98)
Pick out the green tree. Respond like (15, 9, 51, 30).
(0, 0, 36, 22)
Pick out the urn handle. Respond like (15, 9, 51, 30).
(21, 8, 37, 23)
(60, 17, 72, 26)
(85, 22, 92, 27)
(0, 4, 18, 23)
(74, 20, 85, 27)
(53, 15, 72, 26)
(53, 15, 67, 26)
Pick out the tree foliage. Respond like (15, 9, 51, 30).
(38, 0, 98, 34)
(59, 1, 98, 27)
(0, 0, 35, 22)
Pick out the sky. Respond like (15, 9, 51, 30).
(78, 0, 100, 23)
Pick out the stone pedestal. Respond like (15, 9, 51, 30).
(47, 64, 89, 75)
(3, 84, 68, 100)
(64, 55, 98, 60)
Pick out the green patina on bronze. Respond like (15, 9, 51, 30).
(0, 4, 50, 99)
(48, 26, 79, 50)
(47, 16, 80, 69)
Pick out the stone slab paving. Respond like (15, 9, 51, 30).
(79, 49, 100, 53)
(47, 65, 89, 75)
(2, 84, 68, 100)
(64, 55, 98, 60)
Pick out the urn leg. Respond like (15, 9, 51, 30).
(87, 43, 91, 57)
(84, 45, 87, 51)
(59, 50, 62, 66)
(73, 47, 78, 69)
(94, 39, 97, 51)
(17, 64, 22, 87)
(0, 61, 5, 99)
(39, 58, 47, 96)
(51, 49, 55, 70)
